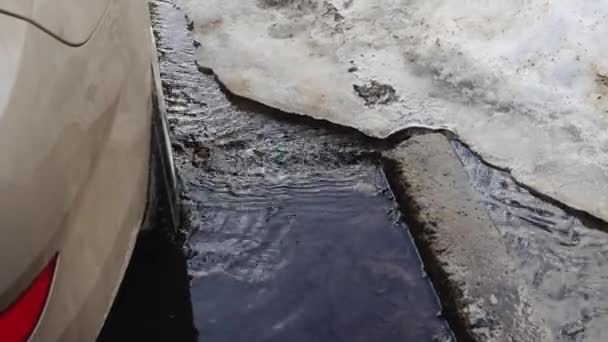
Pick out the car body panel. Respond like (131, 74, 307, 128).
(0, 0, 153, 340)
(0, 0, 108, 45)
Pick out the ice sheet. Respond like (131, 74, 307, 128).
(183, 0, 608, 221)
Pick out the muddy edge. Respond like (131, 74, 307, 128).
(383, 133, 552, 342)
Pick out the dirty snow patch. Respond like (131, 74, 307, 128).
(182, 0, 608, 222)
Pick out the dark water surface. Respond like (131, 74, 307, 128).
(148, 0, 453, 341)
(188, 175, 449, 342)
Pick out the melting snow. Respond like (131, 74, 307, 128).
(183, 0, 608, 221)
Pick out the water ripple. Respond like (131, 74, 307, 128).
(150, 1, 453, 341)
(453, 141, 608, 342)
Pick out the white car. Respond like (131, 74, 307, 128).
(0, 0, 178, 340)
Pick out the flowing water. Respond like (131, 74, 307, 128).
(454, 142, 608, 342)
(150, 1, 453, 341)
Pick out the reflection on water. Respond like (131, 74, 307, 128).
(453, 141, 608, 342)
(151, 0, 453, 341)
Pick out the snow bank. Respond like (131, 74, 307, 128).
(183, 0, 608, 221)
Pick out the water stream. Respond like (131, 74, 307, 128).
(150, 1, 453, 341)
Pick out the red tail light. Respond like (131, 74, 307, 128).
(0, 255, 57, 342)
